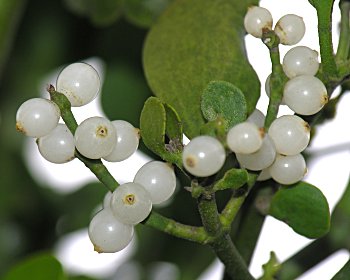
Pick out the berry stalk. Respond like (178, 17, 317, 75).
(336, 0, 350, 62)
(48, 86, 120, 192)
(262, 31, 287, 129)
(312, 0, 338, 82)
(198, 192, 254, 280)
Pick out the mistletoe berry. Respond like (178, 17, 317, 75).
(110, 182, 152, 225)
(274, 14, 306, 45)
(16, 98, 60, 138)
(182, 135, 226, 177)
(88, 208, 134, 253)
(56, 62, 101, 107)
(74, 116, 117, 159)
(37, 124, 75, 164)
(244, 6, 273, 38)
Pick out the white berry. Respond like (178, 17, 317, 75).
(282, 46, 319, 78)
(227, 122, 263, 154)
(103, 191, 113, 209)
(274, 14, 305, 45)
(37, 124, 75, 163)
(56, 62, 100, 107)
(269, 153, 307, 185)
(16, 98, 60, 138)
(134, 161, 176, 205)
(74, 116, 117, 159)
(268, 115, 310, 155)
(88, 208, 134, 253)
(103, 120, 140, 162)
(283, 75, 328, 115)
(257, 168, 271, 181)
(236, 135, 276, 171)
(182, 136, 226, 177)
(110, 182, 152, 225)
(247, 109, 265, 128)
(244, 6, 273, 38)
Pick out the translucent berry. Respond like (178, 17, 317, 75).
(56, 62, 100, 107)
(88, 208, 134, 253)
(274, 14, 305, 45)
(74, 116, 117, 159)
(182, 136, 226, 177)
(16, 98, 60, 138)
(247, 109, 265, 128)
(134, 161, 176, 205)
(103, 191, 113, 209)
(236, 135, 276, 171)
(244, 6, 273, 38)
(268, 115, 310, 155)
(103, 120, 140, 162)
(282, 46, 319, 78)
(269, 153, 307, 185)
(37, 124, 75, 163)
(283, 75, 328, 115)
(227, 122, 263, 154)
(257, 168, 271, 181)
(110, 182, 152, 225)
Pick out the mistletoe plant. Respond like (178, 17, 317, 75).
(11, 0, 350, 279)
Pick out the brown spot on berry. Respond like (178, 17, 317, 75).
(186, 156, 196, 168)
(124, 194, 135, 205)
(16, 122, 26, 135)
(97, 126, 108, 137)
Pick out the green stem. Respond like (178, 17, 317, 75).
(48, 86, 119, 192)
(262, 31, 287, 129)
(336, 1, 350, 62)
(198, 193, 254, 280)
(220, 173, 257, 229)
(143, 211, 210, 244)
(313, 0, 338, 80)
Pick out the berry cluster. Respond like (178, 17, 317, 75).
(16, 62, 177, 253)
(182, 6, 326, 185)
(90, 160, 176, 253)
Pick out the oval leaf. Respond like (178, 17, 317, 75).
(269, 182, 330, 239)
(3, 253, 65, 280)
(213, 168, 248, 192)
(140, 97, 182, 166)
(201, 81, 247, 130)
(143, 0, 260, 138)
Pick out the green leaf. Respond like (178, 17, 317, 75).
(201, 81, 247, 130)
(63, 0, 123, 26)
(213, 168, 249, 192)
(269, 182, 330, 239)
(140, 97, 183, 167)
(3, 253, 66, 280)
(143, 0, 260, 138)
(164, 103, 183, 142)
(124, 0, 174, 28)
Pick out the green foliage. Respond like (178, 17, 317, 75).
(63, 0, 123, 26)
(3, 253, 66, 280)
(140, 97, 183, 167)
(124, 0, 174, 28)
(143, 0, 260, 138)
(260, 252, 281, 280)
(213, 168, 249, 192)
(269, 182, 330, 239)
(201, 81, 247, 131)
